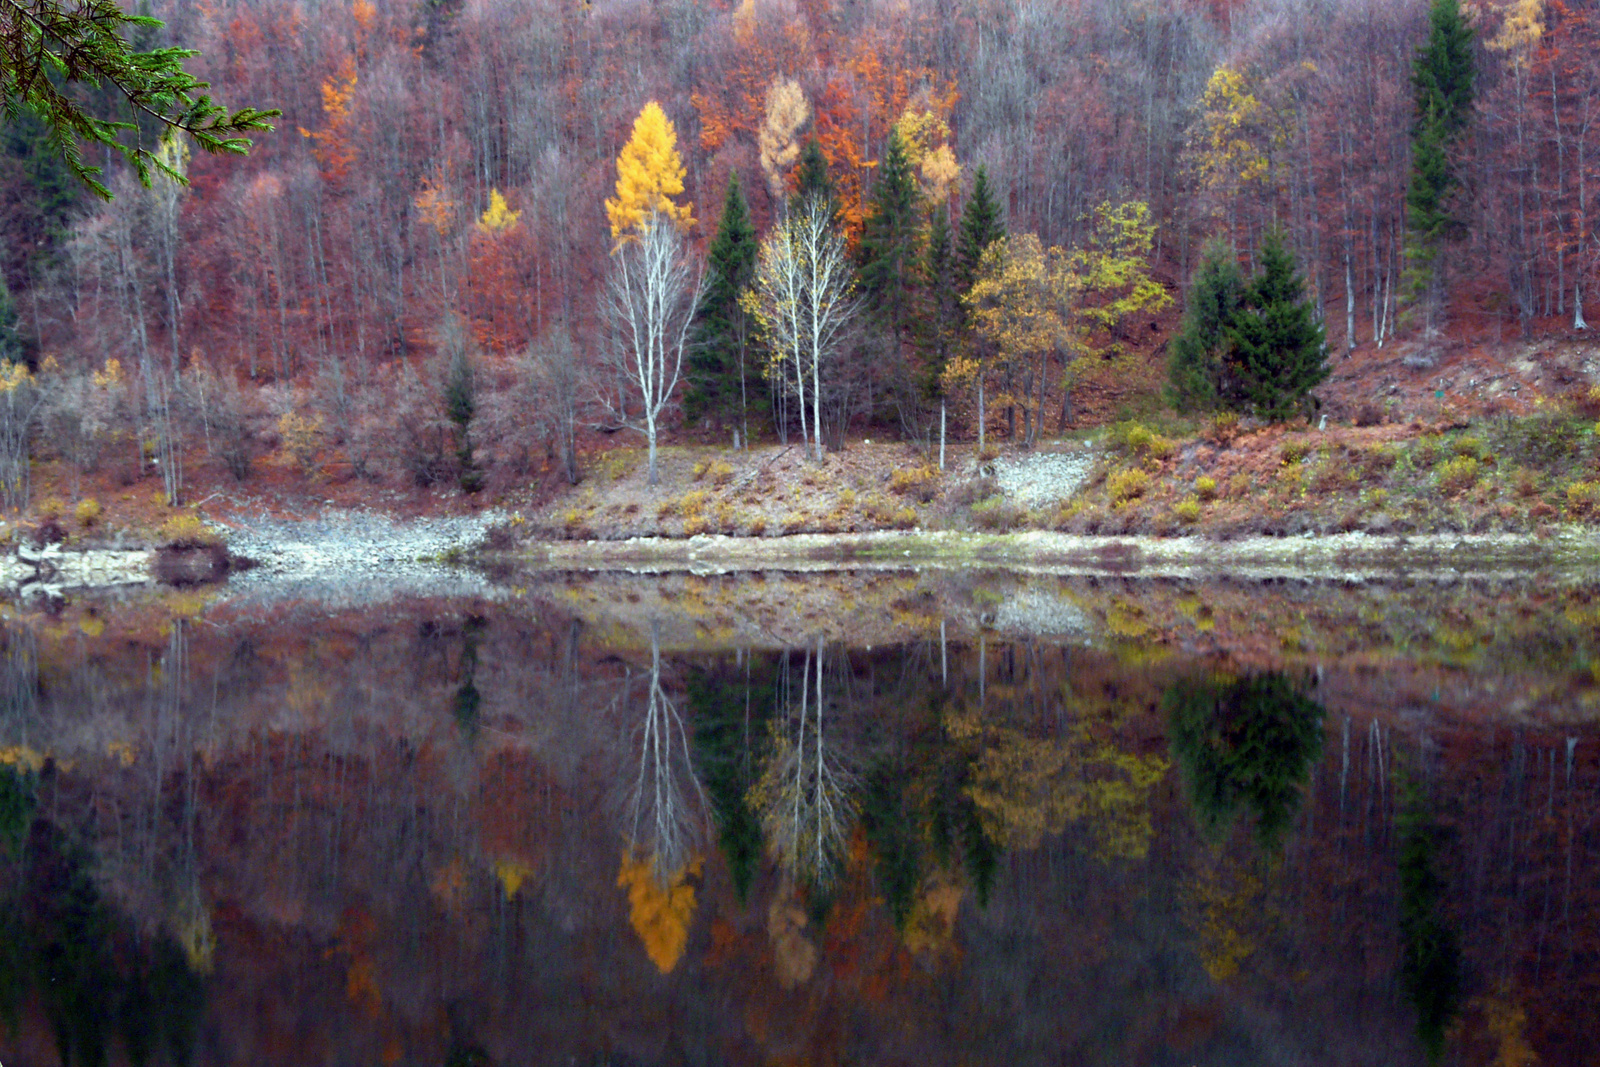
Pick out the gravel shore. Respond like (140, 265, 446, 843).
(222, 507, 509, 580)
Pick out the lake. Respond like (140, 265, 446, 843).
(0, 568, 1596, 1065)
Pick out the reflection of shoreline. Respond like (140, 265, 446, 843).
(514, 528, 1600, 578)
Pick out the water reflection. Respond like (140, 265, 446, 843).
(1166, 671, 1325, 848)
(0, 586, 1593, 1064)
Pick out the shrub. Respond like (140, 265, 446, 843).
(1363, 488, 1389, 510)
(1195, 476, 1218, 502)
(159, 513, 220, 548)
(38, 496, 65, 520)
(708, 461, 735, 486)
(75, 498, 102, 528)
(277, 411, 324, 474)
(1228, 473, 1251, 497)
(1173, 497, 1201, 524)
(1108, 467, 1150, 506)
(1436, 455, 1480, 495)
(1279, 440, 1310, 464)
(889, 464, 940, 502)
(1512, 466, 1541, 499)
(1108, 421, 1174, 461)
(1206, 411, 1242, 446)
(1452, 435, 1488, 460)
(680, 490, 710, 521)
(1566, 480, 1600, 517)
(971, 496, 1025, 531)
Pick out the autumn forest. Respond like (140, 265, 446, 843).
(3, 0, 1598, 503)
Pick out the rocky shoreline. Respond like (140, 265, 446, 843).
(10, 510, 1600, 598)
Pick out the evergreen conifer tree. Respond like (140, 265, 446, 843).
(1404, 0, 1475, 327)
(956, 166, 1004, 294)
(686, 172, 758, 439)
(857, 130, 923, 347)
(790, 138, 838, 222)
(1166, 239, 1244, 412)
(1227, 231, 1328, 421)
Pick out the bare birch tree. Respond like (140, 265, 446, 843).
(601, 213, 703, 485)
(745, 196, 857, 462)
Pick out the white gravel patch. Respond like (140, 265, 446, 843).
(222, 507, 508, 581)
(992, 451, 1096, 507)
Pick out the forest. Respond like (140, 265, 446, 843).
(2, 0, 1599, 506)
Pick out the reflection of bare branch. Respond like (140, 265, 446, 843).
(750, 639, 855, 890)
(623, 621, 706, 882)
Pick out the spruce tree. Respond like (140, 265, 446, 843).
(686, 172, 758, 436)
(956, 165, 1004, 295)
(1166, 238, 1244, 412)
(1405, 0, 1475, 325)
(790, 138, 838, 222)
(1227, 231, 1328, 422)
(857, 130, 923, 348)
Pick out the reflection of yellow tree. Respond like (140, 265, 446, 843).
(946, 705, 1167, 861)
(615, 622, 706, 973)
(1473, 982, 1539, 1066)
(1187, 860, 1264, 981)
(902, 870, 963, 956)
(766, 881, 819, 988)
(618, 850, 701, 973)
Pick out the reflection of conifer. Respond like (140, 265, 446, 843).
(1165, 671, 1324, 848)
(1396, 774, 1462, 1064)
(689, 657, 776, 904)
(861, 761, 921, 930)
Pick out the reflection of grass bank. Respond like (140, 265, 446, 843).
(522, 569, 1600, 721)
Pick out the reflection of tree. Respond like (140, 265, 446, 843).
(452, 615, 486, 740)
(1166, 671, 1324, 847)
(748, 640, 856, 896)
(689, 654, 776, 904)
(621, 621, 706, 881)
(616, 622, 706, 974)
(1396, 774, 1462, 1064)
(10, 803, 203, 1066)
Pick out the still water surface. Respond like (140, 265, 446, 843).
(0, 571, 1596, 1065)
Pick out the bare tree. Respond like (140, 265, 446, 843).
(747, 196, 858, 462)
(600, 213, 703, 486)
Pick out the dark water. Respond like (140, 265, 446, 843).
(0, 574, 1597, 1066)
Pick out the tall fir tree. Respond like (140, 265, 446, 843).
(1404, 0, 1475, 327)
(1166, 238, 1245, 412)
(1227, 231, 1328, 421)
(955, 166, 1005, 295)
(857, 130, 923, 349)
(686, 172, 759, 438)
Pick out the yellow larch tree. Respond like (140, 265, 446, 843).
(477, 187, 522, 233)
(606, 101, 695, 239)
